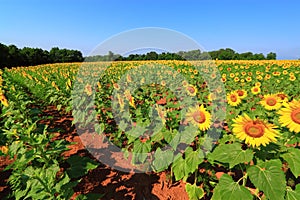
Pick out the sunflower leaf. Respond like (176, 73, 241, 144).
(286, 185, 300, 200)
(281, 147, 300, 177)
(247, 159, 285, 200)
(185, 183, 205, 200)
(211, 174, 253, 200)
(207, 143, 253, 168)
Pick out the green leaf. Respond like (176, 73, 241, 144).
(185, 183, 204, 200)
(208, 143, 253, 168)
(132, 140, 151, 163)
(66, 155, 99, 179)
(172, 155, 187, 181)
(153, 148, 173, 172)
(185, 147, 204, 174)
(247, 159, 285, 200)
(286, 185, 300, 200)
(281, 147, 300, 177)
(212, 174, 252, 200)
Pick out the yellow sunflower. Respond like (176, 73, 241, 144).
(186, 105, 211, 131)
(84, 84, 92, 96)
(236, 89, 247, 99)
(227, 92, 241, 106)
(234, 77, 240, 82)
(260, 94, 282, 110)
(124, 90, 136, 108)
(155, 105, 167, 125)
(276, 93, 288, 103)
(232, 114, 279, 147)
(278, 99, 300, 133)
(289, 76, 296, 81)
(186, 84, 197, 96)
(251, 86, 261, 95)
(0, 94, 9, 107)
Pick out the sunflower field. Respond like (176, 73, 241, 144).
(1, 60, 300, 199)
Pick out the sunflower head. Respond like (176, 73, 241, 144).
(186, 104, 211, 131)
(0, 94, 9, 107)
(236, 89, 247, 99)
(278, 99, 300, 133)
(260, 94, 282, 110)
(186, 84, 197, 96)
(227, 91, 242, 106)
(251, 86, 261, 95)
(232, 114, 279, 148)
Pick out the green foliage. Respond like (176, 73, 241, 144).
(212, 174, 252, 200)
(208, 143, 253, 168)
(281, 147, 300, 177)
(247, 159, 286, 200)
(185, 183, 205, 200)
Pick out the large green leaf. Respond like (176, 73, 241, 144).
(208, 143, 253, 168)
(281, 147, 300, 178)
(132, 140, 151, 163)
(185, 183, 204, 200)
(185, 147, 204, 174)
(247, 159, 285, 200)
(66, 155, 99, 179)
(286, 185, 300, 200)
(172, 155, 188, 181)
(212, 174, 252, 200)
(153, 148, 173, 172)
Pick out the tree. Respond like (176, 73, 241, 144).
(266, 52, 276, 60)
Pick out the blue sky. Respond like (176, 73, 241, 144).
(1, 0, 300, 59)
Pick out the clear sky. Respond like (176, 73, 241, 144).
(1, 0, 300, 59)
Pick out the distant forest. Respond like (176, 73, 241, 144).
(85, 49, 277, 62)
(0, 43, 83, 69)
(0, 42, 276, 68)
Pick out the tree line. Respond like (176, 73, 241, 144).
(0, 42, 277, 69)
(0, 43, 83, 68)
(85, 48, 276, 61)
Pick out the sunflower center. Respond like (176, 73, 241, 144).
(253, 88, 258, 92)
(277, 94, 286, 100)
(193, 111, 206, 124)
(237, 90, 244, 96)
(187, 86, 195, 94)
(245, 123, 264, 138)
(266, 97, 277, 106)
(230, 94, 237, 102)
(291, 109, 300, 124)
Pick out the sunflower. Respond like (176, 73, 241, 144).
(276, 92, 288, 103)
(246, 77, 252, 82)
(232, 114, 279, 147)
(117, 94, 125, 111)
(251, 86, 261, 95)
(124, 90, 136, 108)
(113, 83, 120, 90)
(255, 82, 261, 87)
(289, 76, 296, 81)
(0, 94, 9, 107)
(278, 99, 300, 133)
(260, 94, 282, 110)
(236, 89, 247, 99)
(227, 92, 241, 106)
(186, 104, 211, 131)
(186, 84, 197, 96)
(234, 77, 240, 82)
(84, 84, 92, 96)
(155, 105, 167, 125)
(208, 93, 216, 101)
